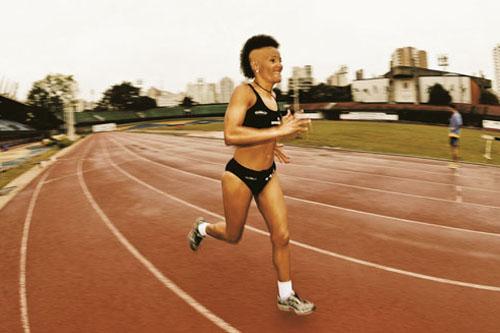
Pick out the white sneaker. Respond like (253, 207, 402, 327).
(277, 293, 316, 315)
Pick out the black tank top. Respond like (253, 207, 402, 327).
(243, 84, 282, 129)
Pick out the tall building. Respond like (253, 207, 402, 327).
(146, 87, 184, 107)
(391, 47, 428, 68)
(0, 77, 18, 99)
(219, 77, 234, 103)
(288, 65, 314, 93)
(494, 44, 500, 95)
(355, 69, 364, 80)
(186, 79, 217, 104)
(327, 65, 349, 87)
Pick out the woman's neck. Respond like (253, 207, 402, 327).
(253, 79, 273, 94)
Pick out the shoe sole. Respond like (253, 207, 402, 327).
(187, 231, 200, 251)
(277, 304, 316, 315)
(188, 220, 205, 251)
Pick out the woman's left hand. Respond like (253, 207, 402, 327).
(274, 143, 290, 163)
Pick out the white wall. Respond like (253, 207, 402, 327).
(393, 79, 416, 103)
(419, 76, 471, 104)
(352, 78, 389, 103)
(353, 76, 473, 104)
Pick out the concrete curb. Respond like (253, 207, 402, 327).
(0, 135, 89, 212)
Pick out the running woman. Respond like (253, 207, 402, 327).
(188, 34, 315, 315)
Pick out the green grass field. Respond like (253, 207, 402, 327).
(141, 119, 500, 166)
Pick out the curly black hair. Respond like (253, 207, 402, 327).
(240, 35, 280, 79)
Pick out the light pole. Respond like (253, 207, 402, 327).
(293, 76, 300, 113)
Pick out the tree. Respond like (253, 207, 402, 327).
(428, 83, 452, 105)
(180, 96, 194, 109)
(97, 82, 140, 111)
(480, 89, 499, 105)
(294, 83, 353, 103)
(132, 96, 157, 110)
(26, 74, 78, 113)
(273, 87, 287, 102)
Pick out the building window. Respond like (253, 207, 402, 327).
(403, 82, 408, 89)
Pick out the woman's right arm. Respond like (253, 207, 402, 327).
(224, 85, 310, 146)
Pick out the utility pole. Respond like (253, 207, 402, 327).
(438, 54, 449, 101)
(293, 76, 300, 113)
(412, 57, 420, 105)
(66, 103, 76, 141)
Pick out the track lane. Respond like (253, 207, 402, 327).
(3, 132, 500, 332)
(95, 134, 500, 332)
(103, 134, 500, 289)
(22, 138, 225, 332)
(112, 134, 500, 235)
(132, 132, 500, 184)
(121, 132, 500, 207)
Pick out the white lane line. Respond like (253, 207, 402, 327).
(19, 172, 50, 333)
(456, 186, 463, 203)
(109, 137, 500, 239)
(103, 139, 500, 292)
(122, 136, 500, 210)
(122, 133, 500, 195)
(43, 158, 141, 185)
(78, 141, 239, 333)
(127, 132, 500, 181)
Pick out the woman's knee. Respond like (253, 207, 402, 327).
(226, 233, 243, 244)
(271, 229, 289, 247)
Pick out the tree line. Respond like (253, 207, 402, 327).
(26, 74, 157, 113)
(26, 73, 499, 116)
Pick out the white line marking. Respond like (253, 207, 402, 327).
(19, 172, 49, 333)
(109, 137, 500, 239)
(128, 132, 500, 182)
(102, 138, 500, 292)
(122, 133, 500, 195)
(43, 158, 141, 185)
(456, 186, 463, 203)
(121, 136, 500, 210)
(78, 142, 239, 333)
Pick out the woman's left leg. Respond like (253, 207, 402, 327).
(255, 174, 290, 282)
(256, 173, 315, 315)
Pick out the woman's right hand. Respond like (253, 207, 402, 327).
(278, 110, 311, 138)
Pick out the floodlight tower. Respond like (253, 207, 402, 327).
(438, 54, 449, 72)
(438, 54, 450, 94)
(293, 77, 299, 113)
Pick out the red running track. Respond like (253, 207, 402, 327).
(1, 132, 500, 333)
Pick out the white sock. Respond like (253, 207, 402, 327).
(278, 280, 293, 301)
(197, 222, 209, 237)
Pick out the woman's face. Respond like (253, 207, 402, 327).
(251, 47, 282, 83)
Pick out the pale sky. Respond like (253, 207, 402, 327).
(1, 0, 498, 101)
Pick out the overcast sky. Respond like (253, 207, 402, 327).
(1, 0, 498, 101)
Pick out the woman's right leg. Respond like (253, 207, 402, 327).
(206, 171, 253, 244)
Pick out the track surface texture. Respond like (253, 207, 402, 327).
(1, 132, 500, 333)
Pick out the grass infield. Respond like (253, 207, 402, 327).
(0, 147, 60, 189)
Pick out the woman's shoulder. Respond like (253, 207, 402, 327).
(230, 83, 256, 105)
(233, 82, 253, 95)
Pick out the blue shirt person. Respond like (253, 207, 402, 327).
(448, 108, 462, 167)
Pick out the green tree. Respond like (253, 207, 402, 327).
(180, 96, 194, 109)
(298, 84, 353, 103)
(479, 89, 499, 105)
(273, 87, 288, 102)
(428, 84, 452, 105)
(97, 82, 141, 111)
(26, 74, 78, 113)
(132, 96, 157, 110)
